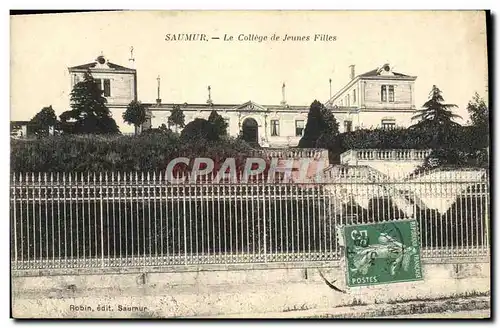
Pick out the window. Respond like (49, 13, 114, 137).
(344, 120, 353, 133)
(295, 120, 305, 136)
(388, 85, 394, 102)
(73, 74, 80, 86)
(271, 120, 280, 136)
(353, 89, 356, 103)
(381, 85, 394, 103)
(381, 85, 387, 102)
(95, 78, 111, 97)
(103, 79, 111, 97)
(381, 119, 396, 130)
(346, 95, 350, 107)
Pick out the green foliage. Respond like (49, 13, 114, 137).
(181, 115, 229, 142)
(299, 100, 340, 148)
(123, 100, 147, 133)
(208, 110, 229, 137)
(180, 118, 218, 141)
(29, 105, 58, 137)
(466, 92, 489, 149)
(168, 105, 185, 131)
(60, 70, 120, 134)
(308, 90, 488, 169)
(320, 122, 488, 169)
(409, 85, 463, 151)
(467, 92, 489, 130)
(320, 104, 340, 136)
(411, 85, 462, 128)
(158, 123, 169, 132)
(10, 134, 254, 172)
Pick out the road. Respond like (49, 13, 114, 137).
(377, 310, 490, 319)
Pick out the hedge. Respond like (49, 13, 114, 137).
(10, 133, 256, 172)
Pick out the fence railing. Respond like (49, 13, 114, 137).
(341, 149, 432, 164)
(10, 167, 490, 271)
(251, 148, 329, 161)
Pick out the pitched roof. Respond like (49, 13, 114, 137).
(69, 60, 135, 72)
(358, 66, 412, 78)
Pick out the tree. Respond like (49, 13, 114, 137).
(320, 105, 340, 136)
(299, 100, 339, 148)
(410, 85, 462, 149)
(466, 93, 489, 166)
(159, 123, 169, 132)
(180, 118, 218, 141)
(411, 85, 462, 128)
(467, 92, 489, 142)
(168, 105, 185, 132)
(29, 105, 58, 137)
(208, 110, 229, 137)
(123, 100, 147, 134)
(60, 70, 120, 134)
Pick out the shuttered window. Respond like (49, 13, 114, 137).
(103, 79, 111, 97)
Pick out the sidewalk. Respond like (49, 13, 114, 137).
(193, 295, 490, 319)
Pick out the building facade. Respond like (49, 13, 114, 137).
(67, 56, 418, 147)
(68, 55, 138, 133)
(145, 100, 309, 148)
(325, 64, 417, 132)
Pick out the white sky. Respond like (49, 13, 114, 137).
(10, 11, 488, 123)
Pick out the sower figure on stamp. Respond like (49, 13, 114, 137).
(350, 233, 417, 276)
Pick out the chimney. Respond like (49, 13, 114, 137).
(156, 75, 162, 105)
(349, 65, 355, 80)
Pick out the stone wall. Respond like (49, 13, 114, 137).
(12, 261, 490, 318)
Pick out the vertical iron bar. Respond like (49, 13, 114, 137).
(12, 175, 17, 266)
(100, 173, 104, 267)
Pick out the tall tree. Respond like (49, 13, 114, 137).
(208, 110, 229, 137)
(60, 70, 120, 134)
(467, 92, 489, 134)
(123, 100, 147, 135)
(168, 105, 185, 132)
(180, 118, 218, 141)
(410, 85, 462, 149)
(29, 105, 58, 137)
(411, 85, 462, 128)
(320, 105, 340, 136)
(299, 100, 339, 148)
(466, 92, 489, 165)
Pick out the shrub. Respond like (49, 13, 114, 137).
(10, 134, 254, 172)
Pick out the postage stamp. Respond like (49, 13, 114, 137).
(343, 219, 423, 287)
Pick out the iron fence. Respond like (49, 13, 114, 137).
(10, 167, 490, 271)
